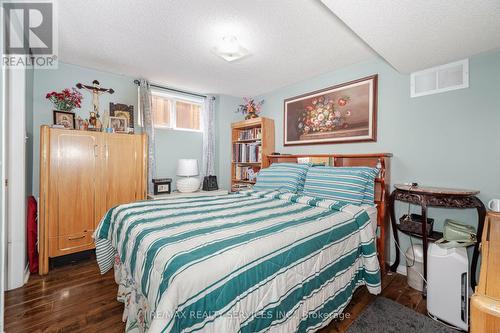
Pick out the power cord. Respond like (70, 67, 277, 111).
(401, 185, 416, 268)
(393, 233, 427, 284)
(394, 192, 466, 332)
(394, 238, 465, 331)
(427, 312, 465, 332)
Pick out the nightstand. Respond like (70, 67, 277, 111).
(148, 189, 228, 200)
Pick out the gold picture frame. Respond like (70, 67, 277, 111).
(284, 75, 378, 145)
(109, 116, 128, 133)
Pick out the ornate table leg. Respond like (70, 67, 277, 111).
(470, 197, 486, 289)
(389, 190, 400, 272)
(420, 199, 428, 296)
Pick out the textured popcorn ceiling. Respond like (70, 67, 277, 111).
(57, 0, 375, 96)
(58, 1, 500, 95)
(321, 0, 500, 73)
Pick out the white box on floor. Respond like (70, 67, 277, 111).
(405, 245, 424, 292)
(427, 243, 469, 331)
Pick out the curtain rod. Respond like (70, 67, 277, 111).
(133, 79, 209, 99)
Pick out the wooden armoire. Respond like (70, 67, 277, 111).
(38, 125, 147, 274)
(471, 211, 500, 332)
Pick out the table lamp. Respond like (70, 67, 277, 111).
(176, 159, 200, 193)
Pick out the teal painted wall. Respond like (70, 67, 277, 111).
(32, 62, 203, 197)
(256, 52, 500, 202)
(32, 62, 138, 197)
(217, 50, 500, 266)
(154, 128, 203, 188)
(29, 51, 500, 269)
(216, 94, 244, 189)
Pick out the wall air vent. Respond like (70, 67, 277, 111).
(410, 59, 469, 98)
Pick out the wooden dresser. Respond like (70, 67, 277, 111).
(470, 211, 500, 332)
(39, 126, 147, 274)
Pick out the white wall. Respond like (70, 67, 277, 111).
(5, 67, 28, 290)
(216, 95, 244, 189)
(0, 58, 6, 333)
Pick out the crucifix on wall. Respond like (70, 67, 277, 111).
(76, 80, 114, 115)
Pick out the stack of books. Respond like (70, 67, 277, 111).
(238, 128, 262, 141)
(232, 143, 262, 163)
(234, 165, 259, 181)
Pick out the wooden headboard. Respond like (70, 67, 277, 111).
(267, 153, 392, 273)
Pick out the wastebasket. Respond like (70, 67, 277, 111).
(405, 244, 424, 292)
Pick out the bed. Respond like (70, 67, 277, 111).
(94, 153, 391, 333)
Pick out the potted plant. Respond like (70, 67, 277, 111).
(236, 97, 264, 120)
(46, 88, 83, 112)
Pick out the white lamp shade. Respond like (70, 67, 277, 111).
(177, 159, 199, 176)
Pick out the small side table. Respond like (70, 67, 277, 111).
(148, 189, 229, 200)
(389, 184, 486, 289)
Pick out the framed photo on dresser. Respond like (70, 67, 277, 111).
(53, 110, 76, 129)
(284, 74, 377, 145)
(109, 116, 128, 133)
(110, 102, 134, 129)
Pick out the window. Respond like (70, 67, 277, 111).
(152, 94, 172, 127)
(150, 90, 203, 131)
(176, 100, 201, 130)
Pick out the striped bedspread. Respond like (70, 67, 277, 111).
(94, 190, 381, 333)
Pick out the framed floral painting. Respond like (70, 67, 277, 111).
(284, 75, 377, 145)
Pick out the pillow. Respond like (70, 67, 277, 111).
(302, 166, 379, 205)
(334, 167, 379, 205)
(253, 162, 310, 193)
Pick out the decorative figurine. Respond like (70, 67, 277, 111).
(75, 116, 83, 130)
(247, 169, 257, 182)
(76, 80, 114, 129)
(89, 111, 97, 129)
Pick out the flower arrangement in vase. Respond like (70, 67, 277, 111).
(297, 95, 351, 135)
(236, 97, 264, 120)
(46, 88, 83, 112)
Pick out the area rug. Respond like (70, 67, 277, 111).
(346, 297, 460, 333)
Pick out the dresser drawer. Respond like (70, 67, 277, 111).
(485, 214, 500, 298)
(471, 294, 500, 333)
(49, 230, 95, 257)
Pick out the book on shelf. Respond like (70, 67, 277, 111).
(237, 127, 262, 141)
(232, 143, 262, 163)
(231, 183, 253, 191)
(234, 165, 259, 181)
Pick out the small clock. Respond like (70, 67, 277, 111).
(152, 178, 172, 195)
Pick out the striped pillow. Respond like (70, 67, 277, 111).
(302, 166, 379, 205)
(335, 167, 379, 205)
(253, 163, 310, 193)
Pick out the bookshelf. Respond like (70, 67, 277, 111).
(231, 117, 275, 192)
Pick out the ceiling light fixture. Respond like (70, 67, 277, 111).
(212, 36, 249, 62)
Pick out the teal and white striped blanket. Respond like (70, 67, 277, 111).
(94, 190, 381, 333)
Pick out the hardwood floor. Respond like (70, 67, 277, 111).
(5, 254, 425, 333)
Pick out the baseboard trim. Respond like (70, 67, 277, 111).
(384, 262, 407, 276)
(395, 264, 407, 276)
